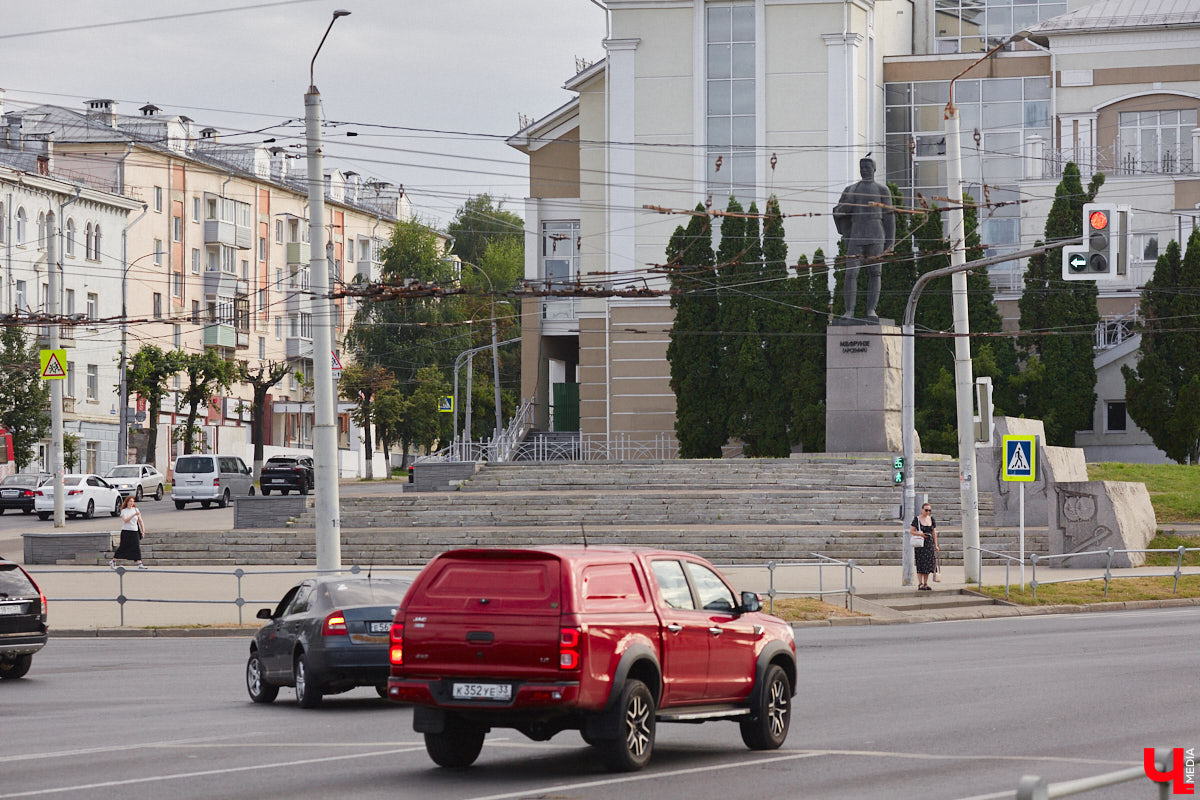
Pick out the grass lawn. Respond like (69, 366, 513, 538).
(1145, 532, 1200, 566)
(1087, 462, 1200, 522)
(980, 575, 1200, 605)
(770, 597, 864, 621)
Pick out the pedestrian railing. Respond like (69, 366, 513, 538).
(714, 554, 863, 613)
(988, 748, 1176, 799)
(966, 545, 1200, 601)
(27, 565, 422, 627)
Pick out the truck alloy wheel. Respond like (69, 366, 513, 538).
(740, 665, 791, 750)
(598, 679, 655, 772)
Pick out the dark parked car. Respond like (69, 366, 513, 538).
(0, 473, 49, 515)
(259, 456, 315, 496)
(0, 558, 48, 679)
(246, 574, 412, 708)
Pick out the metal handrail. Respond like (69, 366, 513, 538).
(713, 555, 863, 613)
(1023, 546, 1200, 601)
(967, 545, 1022, 598)
(1008, 749, 1173, 799)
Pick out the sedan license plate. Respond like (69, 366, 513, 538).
(0, 604, 24, 615)
(368, 621, 391, 634)
(452, 682, 511, 701)
(272, 479, 285, 484)
(1, 490, 17, 497)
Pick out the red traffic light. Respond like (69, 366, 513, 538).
(1089, 210, 1109, 230)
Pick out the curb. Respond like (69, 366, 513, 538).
(51, 627, 256, 638)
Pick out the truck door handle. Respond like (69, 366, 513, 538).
(666, 624, 683, 633)
(709, 627, 723, 636)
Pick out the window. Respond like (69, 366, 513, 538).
(66, 361, 75, 398)
(933, 0, 1066, 54)
(86, 365, 98, 401)
(41, 283, 47, 312)
(205, 198, 218, 220)
(258, 236, 267, 262)
(94, 225, 101, 259)
(154, 186, 163, 212)
(275, 316, 282, 339)
(153, 293, 163, 319)
(65, 288, 75, 316)
(85, 222, 93, 258)
(16, 207, 26, 244)
(1119, 109, 1198, 175)
(65, 219, 75, 256)
(15, 280, 26, 310)
(685, 562, 735, 612)
(275, 220, 283, 243)
(207, 248, 219, 271)
(173, 374, 180, 390)
(275, 268, 283, 287)
(221, 246, 235, 274)
(173, 215, 182, 242)
(288, 314, 298, 338)
(300, 312, 312, 339)
(242, 259, 249, 280)
(192, 300, 201, 324)
(191, 248, 200, 274)
(1134, 233, 1160, 263)
(542, 221, 580, 289)
(173, 324, 181, 348)
(1106, 401, 1127, 433)
(258, 285, 267, 312)
(172, 271, 182, 298)
(0, 202, 4, 243)
(154, 239, 164, 265)
(650, 560, 694, 610)
(192, 196, 201, 222)
(706, 4, 756, 202)
(85, 442, 98, 474)
(288, 219, 300, 242)
(86, 292, 98, 320)
(258, 337, 266, 360)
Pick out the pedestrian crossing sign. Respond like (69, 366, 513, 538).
(39, 349, 67, 380)
(1001, 435, 1036, 482)
(438, 396, 454, 413)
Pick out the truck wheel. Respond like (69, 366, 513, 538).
(246, 651, 278, 704)
(294, 652, 323, 708)
(597, 679, 655, 772)
(425, 715, 485, 768)
(0, 654, 33, 679)
(175, 500, 186, 510)
(740, 664, 791, 750)
(37, 512, 50, 521)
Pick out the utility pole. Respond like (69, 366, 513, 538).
(305, 9, 350, 572)
(47, 210, 64, 526)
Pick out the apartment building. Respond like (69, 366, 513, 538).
(0, 95, 410, 475)
(510, 0, 1200, 462)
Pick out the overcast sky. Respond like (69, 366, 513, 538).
(1, 0, 605, 228)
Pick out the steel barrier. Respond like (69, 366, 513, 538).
(714, 554, 862, 613)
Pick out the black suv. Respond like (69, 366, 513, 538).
(0, 473, 50, 515)
(260, 456, 316, 496)
(0, 559, 48, 679)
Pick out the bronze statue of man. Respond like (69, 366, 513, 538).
(833, 157, 895, 323)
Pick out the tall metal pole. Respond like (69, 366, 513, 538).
(944, 105, 980, 583)
(47, 211, 64, 526)
(305, 10, 349, 572)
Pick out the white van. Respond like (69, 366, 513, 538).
(171, 454, 255, 510)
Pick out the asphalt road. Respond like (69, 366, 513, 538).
(5, 609, 1196, 799)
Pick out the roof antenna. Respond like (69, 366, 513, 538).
(580, 522, 588, 549)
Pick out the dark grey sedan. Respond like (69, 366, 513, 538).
(246, 574, 412, 708)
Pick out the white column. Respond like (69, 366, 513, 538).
(1024, 134, 1045, 180)
(604, 37, 640, 280)
(823, 32, 863, 253)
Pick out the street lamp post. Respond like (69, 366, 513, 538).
(459, 261, 503, 440)
(306, 9, 350, 573)
(118, 208, 151, 467)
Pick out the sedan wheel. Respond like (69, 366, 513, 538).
(154, 484, 164, 501)
(261, 488, 271, 496)
(110, 497, 121, 517)
(246, 651, 278, 704)
(135, 486, 143, 501)
(83, 500, 95, 520)
(0, 654, 33, 680)
(294, 652, 323, 708)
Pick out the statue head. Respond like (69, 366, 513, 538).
(859, 157, 876, 180)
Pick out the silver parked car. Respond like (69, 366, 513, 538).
(171, 454, 255, 510)
(105, 464, 165, 501)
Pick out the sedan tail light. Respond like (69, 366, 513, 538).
(39, 591, 47, 617)
(559, 627, 581, 670)
(321, 611, 347, 636)
(389, 622, 404, 665)
(22, 490, 33, 497)
(67, 489, 83, 496)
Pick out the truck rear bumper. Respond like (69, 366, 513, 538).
(388, 677, 581, 711)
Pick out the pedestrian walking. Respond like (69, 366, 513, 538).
(910, 502, 938, 590)
(112, 495, 147, 570)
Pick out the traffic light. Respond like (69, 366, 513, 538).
(1064, 203, 1128, 280)
(893, 456, 905, 485)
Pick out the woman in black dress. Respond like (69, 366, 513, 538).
(910, 503, 938, 590)
(112, 495, 146, 569)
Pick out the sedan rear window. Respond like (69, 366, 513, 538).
(108, 466, 141, 478)
(175, 457, 215, 474)
(0, 565, 37, 597)
(61, 476, 82, 486)
(325, 579, 411, 606)
(1, 475, 38, 487)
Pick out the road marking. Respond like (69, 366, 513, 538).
(460, 752, 824, 800)
(3, 733, 260, 762)
(0, 746, 425, 798)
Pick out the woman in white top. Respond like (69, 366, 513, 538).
(112, 495, 146, 569)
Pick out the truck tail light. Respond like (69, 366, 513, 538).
(389, 623, 404, 665)
(559, 627, 581, 670)
(321, 611, 347, 636)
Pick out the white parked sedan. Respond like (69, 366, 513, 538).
(105, 464, 166, 501)
(34, 474, 122, 520)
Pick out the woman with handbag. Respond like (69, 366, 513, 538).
(910, 503, 938, 590)
(111, 495, 147, 570)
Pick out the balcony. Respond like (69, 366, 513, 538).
(237, 330, 250, 349)
(286, 242, 311, 264)
(203, 219, 252, 250)
(285, 336, 313, 360)
(355, 258, 380, 282)
(203, 323, 238, 350)
(203, 271, 242, 296)
(36, 325, 76, 348)
(62, 396, 76, 414)
(285, 288, 307, 313)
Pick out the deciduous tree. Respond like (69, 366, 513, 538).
(236, 360, 293, 477)
(125, 345, 183, 466)
(175, 351, 234, 455)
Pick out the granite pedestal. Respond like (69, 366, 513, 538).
(825, 320, 903, 453)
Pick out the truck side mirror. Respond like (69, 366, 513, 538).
(738, 591, 761, 614)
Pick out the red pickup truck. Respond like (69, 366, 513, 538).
(388, 547, 797, 772)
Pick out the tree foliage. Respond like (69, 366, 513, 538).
(175, 350, 234, 455)
(0, 327, 50, 470)
(1018, 162, 1104, 445)
(236, 360, 293, 476)
(126, 345, 183, 465)
(1123, 228, 1200, 463)
(445, 194, 524, 269)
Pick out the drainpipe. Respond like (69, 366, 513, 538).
(5, 190, 11, 313)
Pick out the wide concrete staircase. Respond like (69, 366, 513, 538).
(96, 455, 1045, 567)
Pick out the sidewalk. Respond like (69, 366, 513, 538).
(23, 561, 1198, 633)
